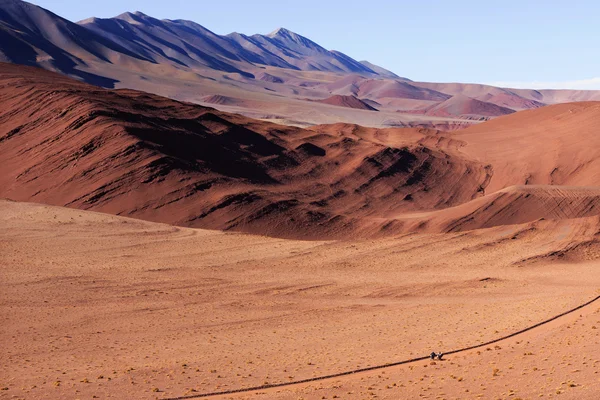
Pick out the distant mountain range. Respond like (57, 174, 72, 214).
(1, 0, 600, 127)
(0, 0, 396, 79)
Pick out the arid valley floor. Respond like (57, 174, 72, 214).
(2, 200, 599, 399)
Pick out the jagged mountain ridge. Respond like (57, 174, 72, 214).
(0, 0, 390, 78)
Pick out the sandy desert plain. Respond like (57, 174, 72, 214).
(1, 1, 600, 398)
(2, 197, 600, 400)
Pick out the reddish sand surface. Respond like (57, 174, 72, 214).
(1, 201, 599, 400)
(2, 63, 600, 400)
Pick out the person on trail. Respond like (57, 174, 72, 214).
(436, 352, 444, 360)
(430, 352, 437, 360)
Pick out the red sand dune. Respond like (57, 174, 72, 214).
(360, 80, 450, 101)
(326, 76, 451, 102)
(454, 101, 600, 193)
(478, 91, 546, 110)
(0, 63, 487, 238)
(443, 185, 600, 232)
(423, 94, 516, 119)
(311, 94, 378, 111)
(2, 63, 600, 239)
(389, 185, 600, 235)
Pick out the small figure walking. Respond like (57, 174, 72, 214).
(430, 351, 437, 360)
(436, 352, 444, 360)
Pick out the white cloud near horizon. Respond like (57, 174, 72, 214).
(488, 77, 600, 91)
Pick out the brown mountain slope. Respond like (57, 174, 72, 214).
(423, 94, 516, 119)
(325, 75, 451, 101)
(412, 81, 600, 107)
(0, 63, 489, 239)
(478, 91, 546, 110)
(311, 95, 378, 111)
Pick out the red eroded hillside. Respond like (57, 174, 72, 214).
(0, 63, 490, 238)
(2, 64, 600, 238)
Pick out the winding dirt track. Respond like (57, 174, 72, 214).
(164, 294, 600, 400)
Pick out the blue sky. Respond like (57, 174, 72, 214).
(29, 0, 600, 89)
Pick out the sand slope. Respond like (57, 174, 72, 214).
(454, 101, 600, 193)
(392, 185, 600, 234)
